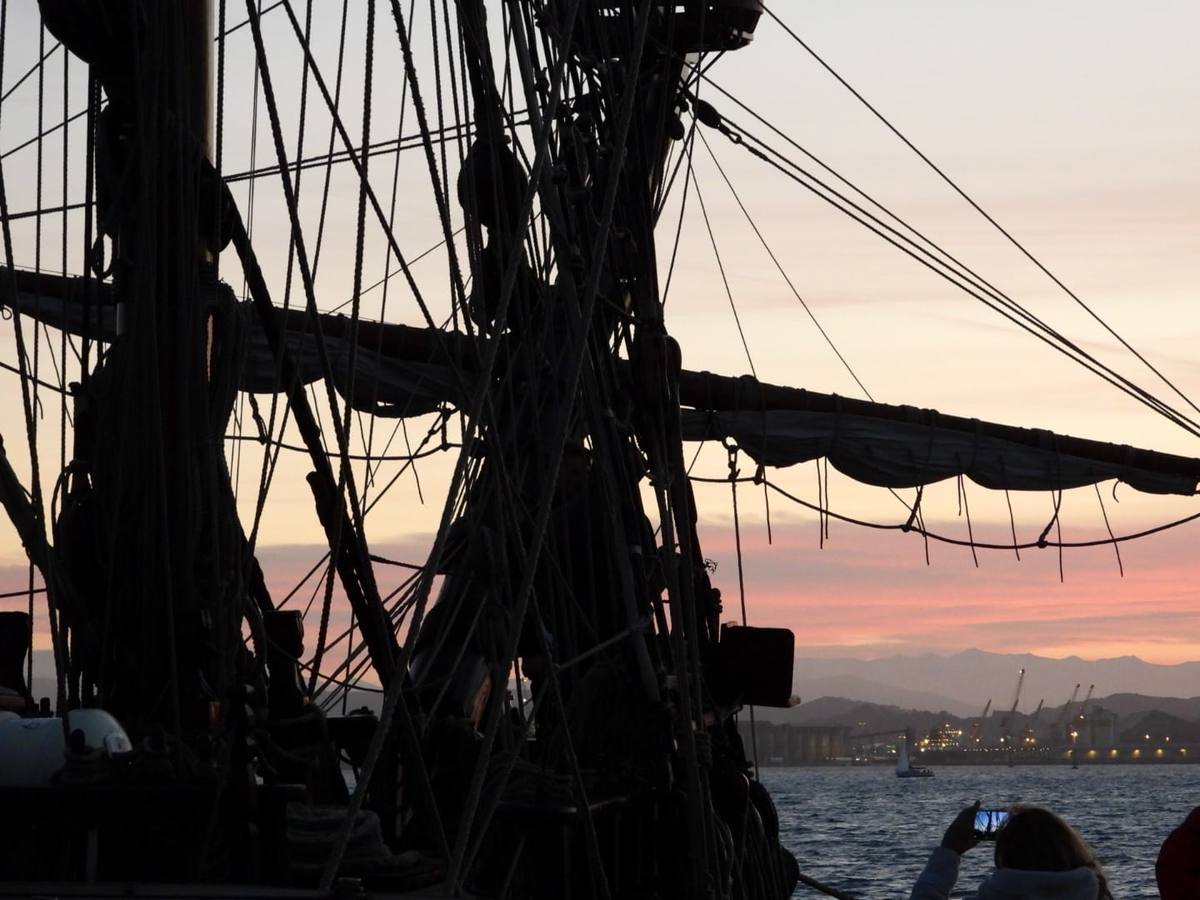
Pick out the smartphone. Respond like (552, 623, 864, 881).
(973, 809, 1009, 840)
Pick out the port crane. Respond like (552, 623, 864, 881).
(1075, 684, 1095, 727)
(1000, 668, 1026, 768)
(1054, 683, 1082, 736)
(970, 698, 991, 744)
(1022, 698, 1045, 744)
(999, 668, 1026, 740)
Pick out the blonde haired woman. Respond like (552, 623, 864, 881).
(910, 802, 1114, 900)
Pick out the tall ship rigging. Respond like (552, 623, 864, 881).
(0, 1, 1197, 897)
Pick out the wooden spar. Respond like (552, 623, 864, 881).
(5, 268, 1200, 485)
(675, 369, 1200, 485)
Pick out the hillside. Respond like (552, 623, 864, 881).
(757, 690, 1200, 736)
(794, 649, 1200, 712)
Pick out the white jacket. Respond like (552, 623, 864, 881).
(911, 847, 1101, 900)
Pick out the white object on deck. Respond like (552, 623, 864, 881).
(0, 708, 132, 787)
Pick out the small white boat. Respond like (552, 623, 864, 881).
(896, 729, 934, 778)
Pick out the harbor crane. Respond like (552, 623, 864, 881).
(1023, 698, 1045, 744)
(970, 698, 992, 744)
(1001, 668, 1026, 765)
(999, 667, 1026, 736)
(1076, 684, 1095, 723)
(1054, 684, 1082, 731)
(1066, 684, 1094, 744)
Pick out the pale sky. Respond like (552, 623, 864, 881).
(1, 2, 1198, 664)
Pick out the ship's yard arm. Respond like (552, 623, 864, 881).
(6, 272, 1198, 496)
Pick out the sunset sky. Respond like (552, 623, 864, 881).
(1, 2, 1198, 666)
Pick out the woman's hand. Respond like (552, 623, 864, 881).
(940, 801, 982, 856)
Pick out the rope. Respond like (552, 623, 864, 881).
(690, 473, 1200, 552)
(1093, 483, 1123, 577)
(728, 446, 760, 780)
(362, 0, 419, 504)
(721, 119, 1200, 439)
(218, 0, 285, 38)
(660, 120, 697, 308)
(763, 3, 1200, 424)
(685, 81, 1200, 440)
(309, 0, 378, 696)
(0, 39, 59, 105)
(796, 870, 860, 900)
(697, 129, 873, 402)
(693, 153, 757, 380)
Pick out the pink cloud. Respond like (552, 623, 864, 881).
(5, 516, 1200, 666)
(696, 513, 1200, 663)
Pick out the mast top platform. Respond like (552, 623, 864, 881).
(555, 0, 764, 56)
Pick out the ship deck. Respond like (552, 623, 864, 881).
(0, 884, 458, 899)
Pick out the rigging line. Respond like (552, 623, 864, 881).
(327, 225, 465, 314)
(685, 75, 1200, 438)
(364, 0, 419, 503)
(660, 121, 696, 308)
(244, 0, 368, 479)
(728, 450, 760, 780)
(0, 586, 46, 599)
(225, 430, 460, 464)
(0, 357, 67, 393)
(0, 200, 92, 221)
(702, 108, 1200, 438)
(0, 39, 58, 105)
(721, 128, 1200, 439)
(242, 0, 289, 559)
(763, 4, 1200, 424)
(308, 0, 380, 697)
(241, 0, 385, 649)
(697, 474, 1200, 551)
(307, 0, 366, 699)
(218, 0, 285, 38)
(219, 116, 530, 184)
(275, 410, 450, 608)
(425, 0, 452, 334)
(1093, 482, 1123, 577)
(276, 0, 471, 395)
(1, 103, 88, 160)
(697, 129, 872, 402)
(307, 0, 352, 284)
(336, 0, 578, 717)
(249, 0, 353, 542)
(691, 159, 757, 379)
(382, 0, 471, 324)
(958, 474, 979, 567)
(438, 5, 656, 894)
(57, 45, 68, 497)
(364, 0, 587, 657)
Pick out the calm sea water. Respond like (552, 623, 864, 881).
(761, 764, 1199, 899)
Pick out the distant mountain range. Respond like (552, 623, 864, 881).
(792, 649, 1200, 716)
